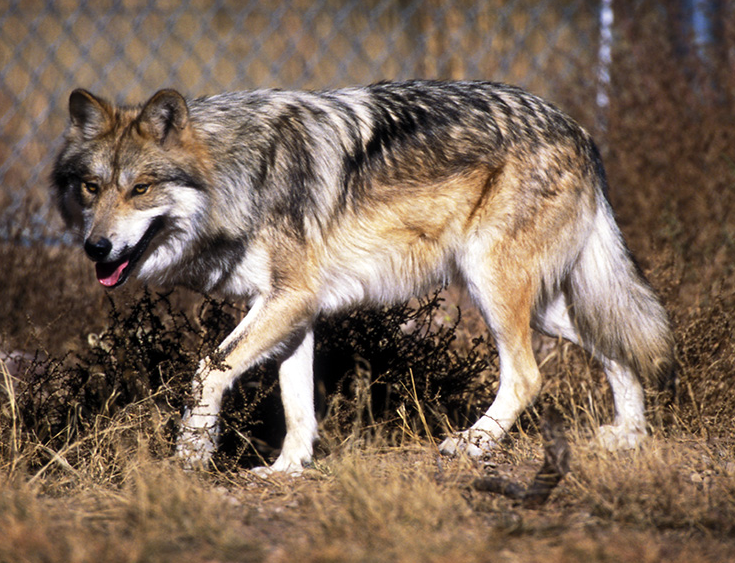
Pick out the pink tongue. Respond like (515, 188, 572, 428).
(95, 259, 129, 287)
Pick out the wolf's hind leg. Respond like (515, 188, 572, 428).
(532, 292, 647, 450)
(595, 359, 647, 450)
(439, 334, 541, 456)
(440, 262, 542, 457)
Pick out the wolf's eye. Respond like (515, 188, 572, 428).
(132, 183, 150, 196)
(82, 181, 99, 194)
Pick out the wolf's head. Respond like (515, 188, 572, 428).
(52, 89, 211, 288)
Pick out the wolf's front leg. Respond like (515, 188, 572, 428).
(252, 329, 317, 476)
(176, 359, 233, 468)
(175, 293, 315, 469)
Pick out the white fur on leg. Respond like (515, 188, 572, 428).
(597, 359, 648, 451)
(251, 329, 318, 477)
(438, 377, 533, 458)
(438, 428, 498, 457)
(176, 299, 271, 469)
(534, 294, 649, 451)
(177, 408, 219, 468)
(176, 359, 233, 468)
(597, 423, 647, 451)
(441, 333, 541, 458)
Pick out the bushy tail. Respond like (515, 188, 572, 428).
(566, 201, 677, 398)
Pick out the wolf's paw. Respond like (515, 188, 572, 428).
(597, 424, 647, 451)
(249, 464, 302, 479)
(250, 449, 312, 478)
(439, 430, 497, 458)
(176, 433, 216, 470)
(176, 412, 218, 470)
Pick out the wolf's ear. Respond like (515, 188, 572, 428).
(137, 89, 189, 147)
(69, 89, 113, 139)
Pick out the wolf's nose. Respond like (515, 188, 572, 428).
(84, 237, 113, 261)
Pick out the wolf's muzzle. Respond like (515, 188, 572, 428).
(84, 237, 113, 261)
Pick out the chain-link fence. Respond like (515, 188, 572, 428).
(0, 0, 606, 240)
(2, 0, 727, 241)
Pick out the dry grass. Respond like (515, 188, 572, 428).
(2, 292, 735, 562)
(3, 425, 735, 562)
(2, 7, 735, 562)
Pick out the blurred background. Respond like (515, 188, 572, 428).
(0, 0, 731, 242)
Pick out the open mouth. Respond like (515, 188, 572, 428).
(95, 217, 164, 288)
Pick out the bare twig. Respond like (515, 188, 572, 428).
(471, 406, 570, 508)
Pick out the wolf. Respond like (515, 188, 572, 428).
(52, 80, 675, 474)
